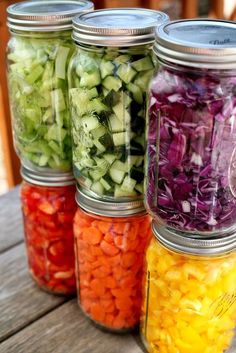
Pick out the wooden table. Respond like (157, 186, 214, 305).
(0, 187, 235, 353)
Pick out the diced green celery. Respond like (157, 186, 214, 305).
(51, 89, 66, 112)
(55, 46, 70, 79)
(26, 65, 44, 84)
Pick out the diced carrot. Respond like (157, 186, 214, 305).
(102, 290, 113, 300)
(139, 217, 151, 238)
(112, 314, 127, 329)
(111, 288, 132, 299)
(81, 299, 92, 312)
(121, 252, 137, 268)
(115, 297, 133, 311)
(120, 275, 136, 288)
(104, 314, 115, 326)
(95, 221, 111, 234)
(80, 288, 98, 300)
(108, 254, 121, 266)
(90, 278, 106, 296)
(100, 240, 119, 256)
(126, 223, 139, 241)
(112, 223, 128, 234)
(90, 245, 103, 257)
(100, 299, 116, 314)
(82, 227, 103, 245)
(104, 232, 114, 244)
(126, 238, 139, 251)
(114, 236, 125, 250)
(90, 302, 106, 322)
(113, 267, 124, 281)
(93, 265, 111, 278)
(104, 276, 117, 289)
(79, 272, 91, 287)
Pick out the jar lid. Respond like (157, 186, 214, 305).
(21, 166, 75, 187)
(7, 0, 94, 32)
(76, 186, 146, 217)
(154, 19, 236, 69)
(152, 222, 236, 256)
(72, 8, 169, 46)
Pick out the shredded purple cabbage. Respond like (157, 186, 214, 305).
(146, 65, 236, 234)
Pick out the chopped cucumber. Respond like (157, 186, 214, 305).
(68, 45, 155, 198)
(132, 57, 154, 71)
(7, 31, 74, 171)
(103, 76, 122, 92)
(100, 60, 114, 79)
(91, 181, 104, 195)
(113, 132, 126, 146)
(80, 70, 101, 88)
(100, 177, 112, 191)
(109, 167, 125, 184)
(117, 64, 137, 84)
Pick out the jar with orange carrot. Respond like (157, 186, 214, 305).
(20, 167, 77, 295)
(141, 222, 236, 353)
(74, 187, 151, 331)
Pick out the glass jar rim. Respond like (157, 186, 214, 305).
(152, 222, 236, 256)
(76, 186, 146, 217)
(154, 19, 236, 69)
(21, 166, 75, 187)
(7, 0, 94, 32)
(72, 8, 169, 47)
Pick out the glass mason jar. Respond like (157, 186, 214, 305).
(146, 20, 236, 236)
(141, 222, 236, 353)
(68, 9, 169, 200)
(6, 0, 93, 173)
(20, 167, 77, 295)
(74, 187, 152, 332)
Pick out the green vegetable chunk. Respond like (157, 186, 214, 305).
(7, 32, 73, 171)
(68, 44, 155, 198)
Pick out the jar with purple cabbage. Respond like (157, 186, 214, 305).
(146, 19, 236, 236)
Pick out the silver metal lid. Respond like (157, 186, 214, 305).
(152, 222, 236, 256)
(154, 19, 236, 69)
(7, 0, 94, 32)
(76, 186, 146, 217)
(21, 166, 75, 187)
(72, 8, 169, 46)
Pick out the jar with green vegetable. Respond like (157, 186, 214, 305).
(6, 0, 93, 173)
(68, 9, 169, 200)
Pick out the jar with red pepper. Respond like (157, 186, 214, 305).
(73, 187, 151, 332)
(20, 167, 77, 295)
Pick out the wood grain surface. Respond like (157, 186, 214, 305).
(0, 186, 23, 253)
(0, 243, 66, 342)
(0, 300, 144, 353)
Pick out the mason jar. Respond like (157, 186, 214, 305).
(141, 222, 236, 353)
(68, 9, 169, 200)
(146, 19, 236, 236)
(6, 0, 93, 173)
(74, 187, 151, 331)
(20, 167, 77, 295)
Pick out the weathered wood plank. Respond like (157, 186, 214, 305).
(0, 243, 67, 342)
(0, 300, 144, 353)
(0, 186, 24, 253)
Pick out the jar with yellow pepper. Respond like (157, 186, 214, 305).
(141, 222, 236, 353)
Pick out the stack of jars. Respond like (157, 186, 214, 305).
(68, 8, 169, 331)
(141, 20, 236, 353)
(6, 0, 94, 295)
